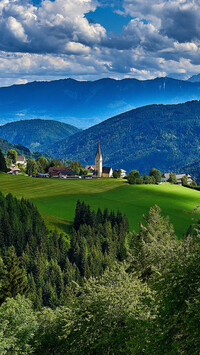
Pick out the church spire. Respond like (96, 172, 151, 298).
(95, 140, 103, 177)
(95, 139, 102, 158)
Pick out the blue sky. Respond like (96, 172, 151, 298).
(86, 7, 132, 35)
(0, 0, 200, 86)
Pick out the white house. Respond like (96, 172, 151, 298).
(119, 169, 127, 178)
(16, 155, 27, 166)
(162, 173, 194, 185)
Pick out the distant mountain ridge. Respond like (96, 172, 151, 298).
(0, 119, 81, 152)
(188, 73, 200, 83)
(1, 77, 200, 127)
(44, 100, 200, 174)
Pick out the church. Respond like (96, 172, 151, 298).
(85, 141, 113, 178)
(95, 140, 113, 178)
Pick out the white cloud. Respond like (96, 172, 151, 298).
(0, 0, 200, 84)
(65, 42, 91, 54)
(0, 0, 106, 54)
(7, 16, 28, 42)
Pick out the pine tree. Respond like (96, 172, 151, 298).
(0, 246, 29, 304)
(103, 208, 109, 223)
(0, 149, 7, 172)
(73, 200, 81, 230)
(96, 208, 103, 225)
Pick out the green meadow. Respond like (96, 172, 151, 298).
(1, 173, 200, 237)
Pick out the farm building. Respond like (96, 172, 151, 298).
(162, 173, 194, 185)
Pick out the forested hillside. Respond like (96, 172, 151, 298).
(1, 192, 200, 353)
(0, 137, 44, 160)
(0, 119, 80, 152)
(45, 100, 200, 173)
(1, 77, 200, 127)
(0, 194, 129, 309)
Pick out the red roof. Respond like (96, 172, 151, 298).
(48, 167, 72, 174)
(9, 167, 20, 171)
(85, 165, 95, 170)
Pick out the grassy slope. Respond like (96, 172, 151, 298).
(1, 174, 200, 237)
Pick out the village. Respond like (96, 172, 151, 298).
(4, 141, 195, 186)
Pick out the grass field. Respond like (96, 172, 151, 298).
(1, 173, 200, 237)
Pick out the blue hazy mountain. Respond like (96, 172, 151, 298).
(1, 77, 200, 128)
(0, 119, 81, 152)
(44, 100, 200, 174)
(188, 74, 200, 83)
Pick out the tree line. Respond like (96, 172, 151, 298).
(127, 168, 197, 186)
(126, 168, 162, 184)
(0, 147, 88, 176)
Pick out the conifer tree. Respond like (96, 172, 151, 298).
(0, 246, 29, 304)
(96, 208, 103, 225)
(73, 200, 81, 230)
(0, 149, 7, 172)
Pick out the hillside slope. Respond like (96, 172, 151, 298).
(0, 137, 44, 160)
(0, 175, 199, 237)
(0, 119, 81, 151)
(1, 77, 200, 127)
(45, 100, 200, 173)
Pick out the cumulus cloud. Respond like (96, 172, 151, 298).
(0, 0, 106, 54)
(122, 0, 200, 42)
(1, 0, 200, 85)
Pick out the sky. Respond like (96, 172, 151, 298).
(0, 0, 200, 86)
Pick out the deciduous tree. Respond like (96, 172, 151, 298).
(149, 168, 162, 183)
(7, 149, 17, 164)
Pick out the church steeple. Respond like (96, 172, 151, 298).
(95, 140, 102, 177)
(95, 140, 102, 158)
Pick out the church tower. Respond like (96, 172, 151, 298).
(95, 140, 102, 177)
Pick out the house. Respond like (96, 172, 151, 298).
(36, 173, 50, 178)
(162, 173, 170, 182)
(48, 167, 71, 177)
(8, 167, 20, 175)
(176, 174, 194, 185)
(85, 165, 96, 173)
(60, 171, 80, 179)
(102, 167, 113, 178)
(118, 169, 127, 178)
(48, 167, 81, 179)
(16, 155, 27, 166)
(162, 173, 194, 185)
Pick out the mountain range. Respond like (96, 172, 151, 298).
(41, 100, 200, 178)
(188, 74, 200, 83)
(1, 77, 200, 128)
(2, 101, 200, 177)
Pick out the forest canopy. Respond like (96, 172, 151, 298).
(0, 192, 200, 354)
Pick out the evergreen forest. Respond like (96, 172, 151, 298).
(0, 192, 200, 354)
